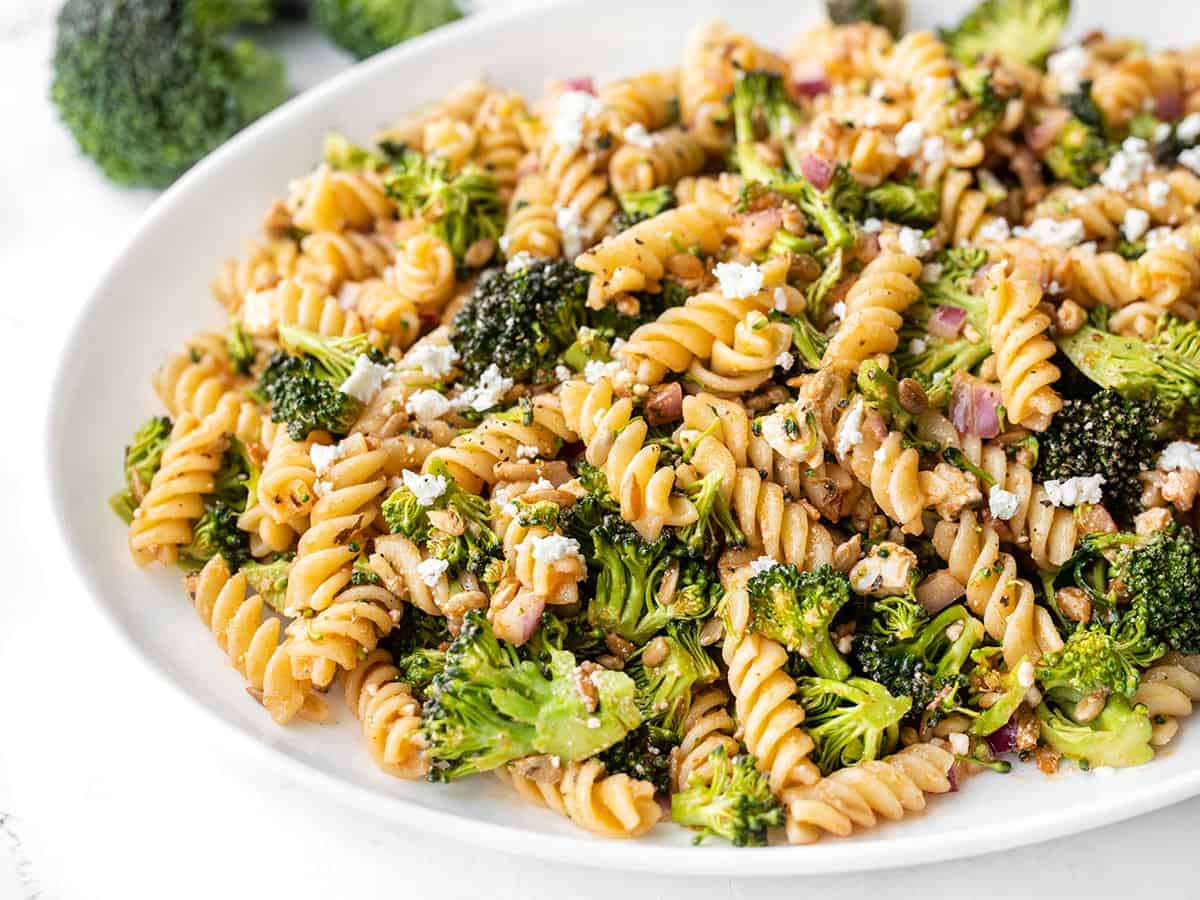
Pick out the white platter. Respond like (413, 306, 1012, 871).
(47, 0, 1200, 874)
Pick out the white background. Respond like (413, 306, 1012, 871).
(2, 2, 1198, 897)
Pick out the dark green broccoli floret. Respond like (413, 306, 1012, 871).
(227, 316, 256, 375)
(451, 257, 589, 382)
(671, 746, 783, 846)
(51, 0, 289, 188)
(895, 247, 992, 407)
(397, 647, 447, 697)
(422, 611, 641, 780)
(951, 67, 1011, 143)
(824, 0, 906, 37)
(179, 501, 250, 570)
(853, 604, 984, 725)
(1043, 85, 1113, 187)
(939, 0, 1071, 67)
(385, 606, 452, 659)
(1036, 623, 1162, 698)
(1034, 390, 1159, 526)
(746, 563, 852, 681)
(523, 612, 609, 665)
(612, 186, 676, 232)
(240, 555, 291, 612)
(314, 0, 461, 60)
(1035, 690, 1154, 768)
(798, 676, 911, 773)
(628, 621, 719, 736)
(323, 132, 388, 172)
(677, 470, 745, 560)
(109, 415, 173, 524)
(384, 148, 503, 264)
(866, 180, 939, 227)
(1057, 317, 1200, 435)
(599, 724, 677, 794)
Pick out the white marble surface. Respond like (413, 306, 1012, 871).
(2, 3, 1198, 898)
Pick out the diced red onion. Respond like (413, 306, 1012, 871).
(927, 305, 967, 339)
(1025, 108, 1069, 153)
(947, 762, 960, 793)
(1156, 91, 1184, 122)
(492, 594, 545, 647)
(950, 375, 1002, 440)
(791, 74, 831, 98)
(799, 153, 834, 190)
(563, 76, 595, 95)
(973, 383, 1001, 439)
(986, 719, 1018, 755)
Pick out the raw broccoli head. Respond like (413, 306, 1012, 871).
(853, 604, 984, 725)
(586, 515, 685, 645)
(671, 746, 783, 847)
(240, 555, 291, 612)
(1043, 86, 1113, 187)
(598, 724, 678, 794)
(1113, 526, 1200, 655)
(824, 0, 906, 37)
(314, 0, 462, 60)
(746, 563, 852, 681)
(612, 186, 676, 233)
(51, 0, 289, 188)
(866, 179, 939, 227)
(422, 611, 641, 780)
(628, 621, 719, 736)
(940, 0, 1071, 67)
(109, 414, 173, 523)
(1036, 623, 1162, 699)
(450, 257, 589, 382)
(384, 148, 503, 264)
(677, 470, 746, 560)
(179, 501, 250, 570)
(397, 647, 448, 698)
(1035, 690, 1154, 768)
(1034, 390, 1159, 527)
(1057, 317, 1200, 434)
(797, 676, 910, 773)
(385, 606, 452, 658)
(260, 325, 383, 439)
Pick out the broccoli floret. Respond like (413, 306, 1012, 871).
(798, 676, 911, 773)
(1057, 318, 1200, 434)
(1036, 623, 1162, 698)
(866, 180, 939, 227)
(1043, 86, 1113, 187)
(628, 621, 719, 736)
(523, 611, 609, 665)
(51, 0, 289, 188)
(853, 604, 984, 724)
(422, 612, 641, 780)
(895, 247, 992, 407)
(671, 745, 783, 846)
(451, 257, 589, 382)
(746, 563, 852, 681)
(384, 148, 503, 264)
(385, 606, 452, 659)
(857, 358, 917, 434)
(179, 501, 250, 570)
(1035, 690, 1154, 768)
(1034, 390, 1159, 526)
(227, 316, 256, 375)
(612, 186, 676, 232)
(824, 0, 906, 37)
(323, 132, 388, 172)
(785, 248, 842, 370)
(939, 0, 1071, 67)
(109, 415, 173, 523)
(677, 470, 745, 560)
(240, 555, 291, 612)
(1107, 526, 1200, 655)
(397, 647, 447, 697)
(314, 0, 461, 60)
(599, 724, 678, 794)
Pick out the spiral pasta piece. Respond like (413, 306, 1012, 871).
(687, 310, 792, 395)
(888, 32, 956, 131)
(286, 580, 400, 687)
(189, 556, 327, 724)
(247, 278, 367, 339)
(423, 117, 478, 173)
(1092, 54, 1183, 129)
(1063, 249, 1139, 309)
(153, 338, 233, 421)
(471, 91, 527, 198)
(540, 138, 618, 255)
(674, 686, 739, 791)
(354, 277, 421, 350)
(212, 237, 300, 312)
(1133, 236, 1200, 307)
(257, 427, 323, 527)
(497, 759, 662, 839)
(288, 165, 394, 233)
(499, 512, 587, 607)
(386, 233, 457, 316)
(939, 169, 996, 247)
(344, 648, 428, 778)
(821, 252, 922, 375)
(780, 743, 955, 844)
(296, 230, 394, 291)
(986, 271, 1062, 432)
(1133, 655, 1200, 747)
(598, 69, 678, 132)
(376, 79, 492, 149)
(503, 172, 561, 258)
(608, 127, 706, 194)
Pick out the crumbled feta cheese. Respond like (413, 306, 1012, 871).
(1048, 280, 1063, 295)
(962, 128, 975, 142)
(948, 732, 970, 756)
(554, 364, 573, 382)
(773, 287, 789, 312)
(1178, 112, 1200, 144)
(873, 443, 888, 462)
(556, 205, 589, 258)
(944, 621, 964, 642)
(528, 477, 555, 493)
(774, 351, 794, 369)
(922, 136, 945, 163)
(241, 289, 275, 335)
(976, 218, 1012, 242)
(988, 485, 1020, 521)
(456, 363, 515, 412)
(1078, 240, 1098, 254)
(748, 555, 779, 576)
(337, 282, 361, 311)
(1016, 660, 1036, 689)
(415, 556, 449, 587)
(505, 251, 534, 273)
(530, 534, 584, 564)
(1122, 208, 1151, 243)
(498, 234, 511, 252)
(586, 717, 601, 729)
(405, 389, 451, 421)
(861, 217, 883, 233)
(831, 301, 846, 319)
(1180, 147, 1200, 176)
(403, 470, 448, 506)
(1044, 474, 1105, 507)
(908, 337, 927, 355)
(313, 478, 332, 498)
(622, 122, 655, 148)
(1013, 217, 1086, 249)
(405, 342, 459, 379)
(550, 90, 603, 150)
(713, 261, 764, 299)
(1047, 44, 1090, 93)
(1147, 179, 1171, 208)
(1100, 137, 1154, 191)
(1155, 122, 1173, 144)
(583, 358, 622, 384)
(921, 262, 943, 283)
(1159, 440, 1200, 471)
(836, 405, 865, 459)
(516, 444, 539, 460)
(339, 354, 391, 404)
(895, 121, 924, 158)
(1145, 226, 1191, 251)
(898, 226, 932, 257)
(310, 443, 341, 476)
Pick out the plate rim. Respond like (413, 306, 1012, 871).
(44, 0, 1200, 874)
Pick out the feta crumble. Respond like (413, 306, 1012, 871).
(556, 205, 589, 258)
(516, 443, 540, 460)
(898, 226, 932, 257)
(1178, 112, 1200, 144)
(241, 289, 275, 335)
(403, 470, 448, 506)
(456, 363, 514, 412)
(1179, 147, 1200, 176)
(622, 122, 655, 148)
(1047, 44, 1090, 93)
(530, 534, 584, 564)
(908, 337, 927, 355)
(405, 342, 459, 380)
(550, 90, 603, 150)
(1147, 179, 1171, 208)
(773, 287, 789, 312)
(774, 351, 794, 369)
(948, 732, 970, 755)
(1016, 660, 1036, 688)
(895, 121, 924, 158)
(748, 555, 779, 576)
(713, 261, 764, 299)
(988, 485, 1020, 521)
(554, 364, 573, 382)
(1122, 208, 1151, 243)
(505, 251, 534, 273)
(1159, 440, 1200, 471)
(831, 301, 847, 319)
(1013, 217, 1086, 249)
(921, 136, 946, 163)
(406, 389, 451, 421)
(310, 443, 341, 476)
(861, 217, 883, 233)
(339, 354, 391, 404)
(415, 557, 449, 587)
(976, 218, 1012, 242)
(921, 262, 943, 283)
(583, 358, 622, 384)
(1044, 474, 1105, 507)
(836, 401, 865, 457)
(1100, 137, 1154, 191)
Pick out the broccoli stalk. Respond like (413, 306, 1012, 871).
(746, 563, 853, 681)
(677, 470, 746, 560)
(109, 415, 173, 524)
(939, 0, 1071, 67)
(866, 180, 939, 227)
(628, 621, 719, 736)
(314, 0, 462, 60)
(422, 612, 642, 780)
(1035, 691, 1154, 769)
(798, 676, 911, 773)
(227, 316, 256, 375)
(671, 746, 783, 847)
(785, 247, 842, 370)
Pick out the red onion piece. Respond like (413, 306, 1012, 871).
(799, 153, 834, 190)
(947, 762, 960, 793)
(562, 77, 595, 95)
(1156, 91, 1184, 122)
(927, 305, 967, 339)
(492, 594, 545, 647)
(986, 719, 1018, 755)
(972, 382, 1002, 439)
(792, 74, 831, 98)
(1025, 108, 1069, 153)
(950, 374, 1002, 439)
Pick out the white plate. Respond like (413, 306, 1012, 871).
(47, 0, 1200, 874)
